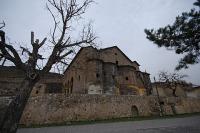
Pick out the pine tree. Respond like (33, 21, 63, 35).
(145, 0, 200, 70)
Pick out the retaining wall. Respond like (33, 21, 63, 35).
(18, 94, 200, 126)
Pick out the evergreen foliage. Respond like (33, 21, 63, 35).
(145, 0, 200, 70)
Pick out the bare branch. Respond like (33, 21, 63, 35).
(1, 58, 6, 66)
(39, 38, 47, 47)
(60, 60, 69, 65)
(46, 4, 58, 44)
(0, 21, 5, 29)
(59, 50, 73, 59)
(0, 42, 25, 69)
(158, 71, 188, 97)
(20, 46, 31, 55)
(43, 0, 95, 73)
(31, 32, 34, 44)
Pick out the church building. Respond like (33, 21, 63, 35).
(63, 46, 152, 95)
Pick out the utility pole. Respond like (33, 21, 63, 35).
(154, 77, 164, 116)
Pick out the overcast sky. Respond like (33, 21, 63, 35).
(1, 0, 200, 85)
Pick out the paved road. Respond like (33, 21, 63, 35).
(18, 116, 200, 133)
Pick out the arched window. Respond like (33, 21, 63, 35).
(36, 90, 39, 94)
(70, 77, 73, 93)
(112, 75, 115, 80)
(116, 61, 118, 65)
(67, 80, 69, 88)
(96, 73, 100, 78)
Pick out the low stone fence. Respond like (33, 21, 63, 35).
(18, 94, 200, 126)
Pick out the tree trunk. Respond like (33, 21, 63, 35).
(0, 77, 39, 133)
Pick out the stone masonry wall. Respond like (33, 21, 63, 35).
(19, 94, 200, 126)
(0, 66, 63, 96)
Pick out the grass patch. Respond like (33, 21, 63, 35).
(19, 112, 200, 128)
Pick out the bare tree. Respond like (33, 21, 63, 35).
(158, 71, 188, 97)
(0, 0, 95, 132)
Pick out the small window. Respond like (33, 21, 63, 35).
(78, 75, 81, 80)
(115, 53, 117, 55)
(116, 61, 118, 65)
(112, 75, 115, 79)
(68, 80, 69, 87)
(96, 73, 100, 78)
(126, 77, 129, 80)
(36, 90, 39, 94)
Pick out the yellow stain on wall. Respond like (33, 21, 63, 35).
(128, 85, 146, 96)
(115, 87, 120, 95)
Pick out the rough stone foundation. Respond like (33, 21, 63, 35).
(18, 94, 200, 126)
